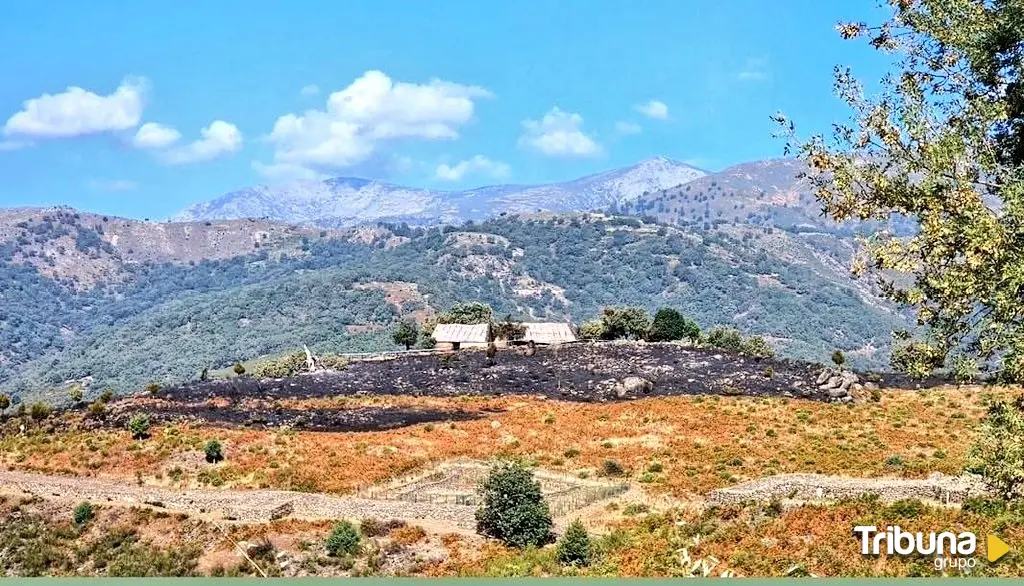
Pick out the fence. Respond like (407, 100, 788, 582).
(354, 459, 629, 516)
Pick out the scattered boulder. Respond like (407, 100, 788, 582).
(614, 376, 654, 398)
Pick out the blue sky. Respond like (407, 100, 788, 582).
(0, 0, 891, 220)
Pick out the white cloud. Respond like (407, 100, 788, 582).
(160, 120, 242, 165)
(738, 57, 770, 82)
(251, 161, 328, 182)
(634, 100, 669, 120)
(518, 107, 601, 158)
(132, 122, 181, 149)
(3, 77, 146, 138)
(88, 179, 138, 192)
(435, 155, 511, 182)
(256, 70, 492, 179)
(615, 121, 642, 135)
(300, 84, 320, 97)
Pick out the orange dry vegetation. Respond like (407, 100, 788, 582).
(1, 386, 1016, 498)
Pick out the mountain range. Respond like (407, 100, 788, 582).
(0, 155, 916, 405)
(176, 157, 710, 228)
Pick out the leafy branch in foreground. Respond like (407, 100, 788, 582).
(776, 0, 1024, 381)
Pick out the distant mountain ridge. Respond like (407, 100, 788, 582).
(176, 157, 708, 228)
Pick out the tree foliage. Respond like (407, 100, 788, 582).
(647, 307, 701, 342)
(556, 519, 592, 566)
(475, 461, 553, 548)
(966, 394, 1024, 500)
(776, 0, 1024, 381)
(392, 318, 419, 350)
(325, 521, 361, 557)
(598, 307, 651, 340)
(128, 413, 151, 440)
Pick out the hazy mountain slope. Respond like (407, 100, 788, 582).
(1, 212, 907, 404)
(176, 157, 707, 227)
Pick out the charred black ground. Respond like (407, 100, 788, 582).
(51, 343, 945, 434)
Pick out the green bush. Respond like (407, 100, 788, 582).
(318, 354, 350, 371)
(555, 519, 591, 566)
(475, 461, 553, 548)
(601, 459, 625, 477)
(29, 401, 52, 421)
(646, 308, 701, 343)
(966, 394, 1024, 499)
(232, 362, 246, 376)
(740, 335, 775, 359)
(0, 393, 9, 411)
(598, 307, 650, 340)
(325, 520, 361, 557)
(251, 352, 308, 379)
(705, 327, 743, 351)
(87, 400, 107, 419)
(69, 386, 84, 403)
(128, 413, 151, 439)
(577, 320, 604, 340)
(73, 501, 94, 526)
(204, 439, 224, 463)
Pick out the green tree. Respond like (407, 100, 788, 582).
(325, 520, 361, 557)
(232, 362, 246, 376)
(438, 302, 493, 325)
(204, 439, 224, 463)
(775, 1, 1024, 381)
(475, 461, 553, 548)
(646, 308, 701, 343)
(831, 350, 846, 368)
(0, 393, 9, 411)
(599, 307, 650, 340)
(128, 413, 151, 440)
(556, 519, 592, 566)
(966, 395, 1024, 500)
(705, 326, 743, 352)
(392, 318, 419, 350)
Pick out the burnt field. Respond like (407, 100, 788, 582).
(60, 342, 946, 434)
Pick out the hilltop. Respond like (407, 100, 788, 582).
(176, 157, 707, 228)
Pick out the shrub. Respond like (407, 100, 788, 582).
(705, 327, 743, 351)
(251, 352, 308, 378)
(0, 393, 9, 411)
(73, 501, 94, 526)
(601, 459, 625, 477)
(232, 362, 246, 376)
(204, 439, 224, 463)
(145, 382, 160, 394)
(318, 354, 350, 371)
(99, 388, 114, 403)
(886, 499, 925, 519)
(598, 307, 650, 340)
(555, 519, 591, 566)
(68, 386, 83, 403)
(831, 350, 846, 367)
(741, 335, 775, 359)
(475, 461, 553, 548)
(325, 520, 361, 557)
(199, 367, 209, 381)
(392, 318, 419, 349)
(870, 387, 883, 402)
(646, 308, 701, 343)
(951, 355, 979, 384)
(128, 414, 151, 439)
(87, 400, 107, 419)
(578, 320, 604, 340)
(29, 402, 52, 421)
(966, 395, 1024, 499)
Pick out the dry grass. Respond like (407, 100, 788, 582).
(0, 386, 1016, 499)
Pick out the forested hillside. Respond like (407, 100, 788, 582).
(0, 211, 908, 404)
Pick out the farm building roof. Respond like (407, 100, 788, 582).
(432, 323, 491, 343)
(521, 322, 577, 344)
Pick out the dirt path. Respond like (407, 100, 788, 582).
(0, 470, 477, 533)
